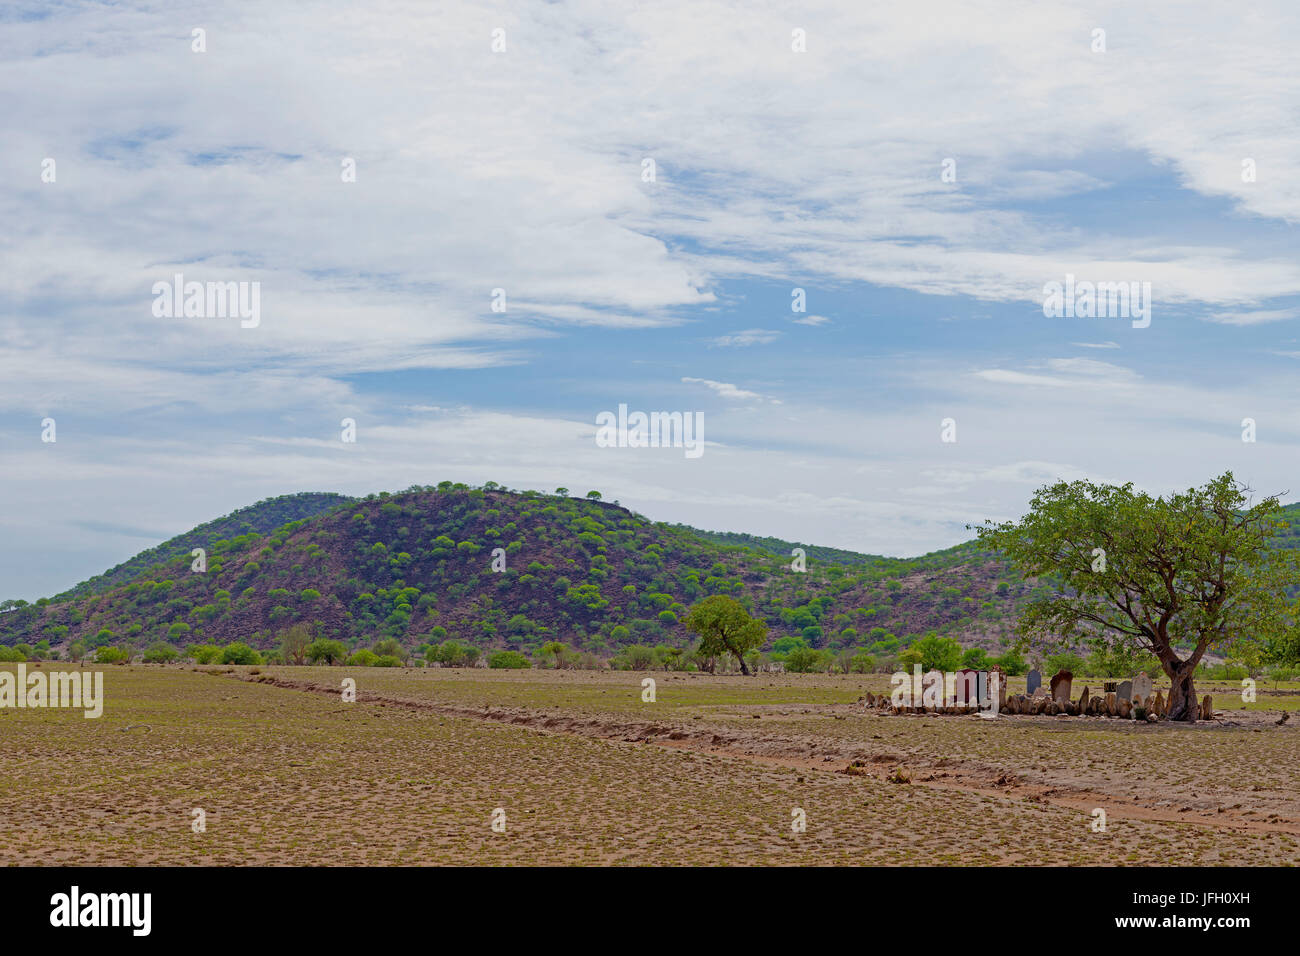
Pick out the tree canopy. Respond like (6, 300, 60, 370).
(685, 595, 767, 676)
(974, 471, 1295, 721)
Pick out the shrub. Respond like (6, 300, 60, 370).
(427, 640, 479, 667)
(784, 646, 824, 673)
(850, 651, 877, 674)
(488, 650, 530, 669)
(612, 644, 655, 670)
(94, 646, 129, 664)
(346, 649, 378, 667)
(220, 642, 263, 665)
(190, 644, 223, 665)
(142, 642, 179, 664)
(1043, 651, 1085, 676)
(990, 649, 1028, 676)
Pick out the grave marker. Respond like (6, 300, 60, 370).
(1050, 670, 1073, 706)
(1132, 671, 1153, 703)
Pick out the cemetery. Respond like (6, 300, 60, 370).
(865, 667, 1215, 721)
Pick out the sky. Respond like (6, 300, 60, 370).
(2, 1, 1299, 600)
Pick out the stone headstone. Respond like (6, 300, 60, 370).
(1201, 694, 1213, 721)
(1050, 669, 1073, 706)
(1026, 668, 1042, 697)
(1132, 671, 1153, 703)
(1116, 680, 1133, 702)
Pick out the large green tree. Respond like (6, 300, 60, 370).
(974, 472, 1294, 722)
(685, 595, 767, 676)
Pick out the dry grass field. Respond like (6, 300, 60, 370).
(1, 663, 1297, 865)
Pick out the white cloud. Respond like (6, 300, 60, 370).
(709, 328, 781, 347)
(6, 1, 1300, 598)
(1205, 308, 1300, 326)
(681, 377, 765, 401)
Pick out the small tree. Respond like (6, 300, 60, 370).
(585, 490, 602, 501)
(912, 633, 962, 672)
(974, 472, 1295, 722)
(684, 595, 767, 676)
(280, 622, 313, 665)
(539, 640, 568, 669)
(307, 638, 348, 665)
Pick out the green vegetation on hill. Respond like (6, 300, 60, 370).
(4, 483, 1296, 671)
(0, 483, 1034, 662)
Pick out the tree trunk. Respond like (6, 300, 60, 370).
(1165, 663, 1198, 722)
(737, 654, 750, 676)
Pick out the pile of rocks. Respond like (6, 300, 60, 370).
(1000, 686, 1212, 720)
(864, 669, 1216, 721)
(862, 692, 990, 716)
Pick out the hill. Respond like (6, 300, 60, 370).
(0, 483, 1030, 661)
(50, 492, 355, 601)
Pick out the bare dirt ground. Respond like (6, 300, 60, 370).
(1, 665, 1296, 865)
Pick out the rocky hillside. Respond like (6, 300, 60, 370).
(0, 483, 1035, 660)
